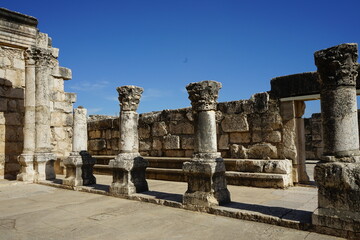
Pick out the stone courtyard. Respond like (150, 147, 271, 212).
(1, 7, 360, 240)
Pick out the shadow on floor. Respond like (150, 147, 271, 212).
(142, 190, 183, 203)
(86, 183, 110, 192)
(224, 201, 312, 223)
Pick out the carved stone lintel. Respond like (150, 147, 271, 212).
(186, 80, 222, 111)
(117, 85, 143, 111)
(315, 43, 358, 88)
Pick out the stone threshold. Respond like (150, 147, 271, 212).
(35, 178, 350, 239)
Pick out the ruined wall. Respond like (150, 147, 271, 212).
(304, 111, 360, 160)
(0, 47, 25, 178)
(0, 8, 75, 178)
(88, 93, 295, 161)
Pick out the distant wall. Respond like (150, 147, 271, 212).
(304, 111, 360, 159)
(87, 92, 297, 161)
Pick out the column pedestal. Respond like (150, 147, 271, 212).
(109, 152, 148, 196)
(34, 152, 55, 181)
(313, 162, 360, 234)
(63, 151, 96, 187)
(17, 154, 35, 182)
(183, 153, 230, 207)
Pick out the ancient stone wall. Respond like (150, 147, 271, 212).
(304, 111, 360, 160)
(88, 92, 292, 160)
(0, 8, 75, 179)
(0, 46, 25, 178)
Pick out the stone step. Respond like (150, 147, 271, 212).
(93, 156, 291, 174)
(226, 171, 292, 188)
(93, 165, 292, 188)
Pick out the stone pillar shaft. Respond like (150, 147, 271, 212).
(64, 107, 96, 187)
(312, 43, 360, 236)
(183, 80, 230, 207)
(321, 88, 359, 157)
(119, 111, 139, 153)
(17, 48, 36, 182)
(109, 85, 148, 196)
(35, 52, 51, 153)
(194, 111, 217, 153)
(33, 48, 55, 181)
(22, 49, 36, 154)
(315, 43, 359, 160)
(72, 107, 88, 152)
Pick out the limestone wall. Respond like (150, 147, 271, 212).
(304, 111, 360, 160)
(88, 92, 295, 160)
(0, 8, 76, 179)
(0, 46, 25, 177)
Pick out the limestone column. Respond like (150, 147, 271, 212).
(183, 80, 230, 207)
(109, 86, 148, 196)
(63, 107, 96, 187)
(17, 48, 36, 182)
(33, 48, 55, 181)
(312, 43, 360, 235)
(294, 101, 310, 183)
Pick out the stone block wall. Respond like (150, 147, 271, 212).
(0, 9, 76, 178)
(0, 46, 25, 177)
(87, 92, 294, 161)
(304, 111, 360, 160)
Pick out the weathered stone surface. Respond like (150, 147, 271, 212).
(315, 43, 359, 158)
(183, 159, 230, 207)
(163, 135, 180, 149)
(247, 143, 277, 159)
(152, 121, 168, 136)
(232, 144, 248, 159)
(117, 85, 143, 111)
(218, 134, 229, 150)
(169, 121, 194, 135)
(250, 92, 269, 113)
(89, 139, 106, 151)
(314, 162, 360, 232)
(264, 131, 282, 143)
(181, 136, 194, 150)
(186, 80, 221, 111)
(221, 114, 249, 132)
(229, 132, 250, 144)
(109, 153, 149, 196)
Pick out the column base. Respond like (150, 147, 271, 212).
(63, 151, 96, 187)
(17, 154, 35, 182)
(183, 153, 231, 207)
(313, 161, 360, 234)
(109, 153, 148, 196)
(34, 152, 56, 182)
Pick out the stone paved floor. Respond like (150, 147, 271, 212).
(0, 179, 342, 240)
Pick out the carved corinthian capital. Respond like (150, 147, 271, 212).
(186, 80, 222, 111)
(117, 85, 144, 111)
(314, 43, 359, 88)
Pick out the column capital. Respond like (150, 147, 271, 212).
(26, 47, 53, 67)
(116, 85, 143, 111)
(314, 43, 359, 87)
(186, 80, 222, 111)
(24, 48, 36, 66)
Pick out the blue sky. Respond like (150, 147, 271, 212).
(2, 0, 360, 117)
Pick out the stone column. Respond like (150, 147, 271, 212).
(33, 48, 55, 181)
(17, 48, 36, 182)
(312, 43, 360, 236)
(109, 86, 148, 196)
(183, 80, 230, 207)
(294, 101, 310, 183)
(63, 107, 96, 187)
